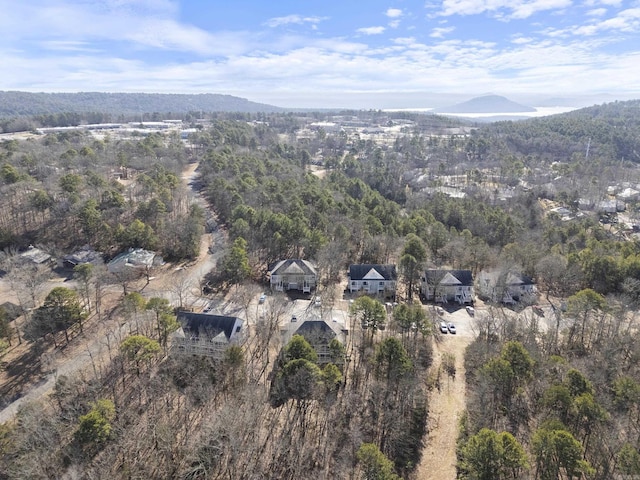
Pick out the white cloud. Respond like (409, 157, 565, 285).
(585, 0, 622, 6)
(439, 0, 572, 19)
(385, 8, 403, 18)
(430, 27, 455, 38)
(4, 35, 639, 107)
(264, 15, 327, 28)
(1, 0, 639, 108)
(511, 36, 534, 44)
(0, 2, 246, 56)
(392, 37, 418, 45)
(544, 7, 640, 37)
(357, 26, 386, 35)
(39, 40, 98, 52)
(586, 8, 608, 16)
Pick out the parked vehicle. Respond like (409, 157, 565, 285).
(439, 321, 448, 333)
(259, 293, 266, 304)
(447, 322, 457, 334)
(466, 306, 475, 316)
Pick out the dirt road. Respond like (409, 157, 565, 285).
(415, 308, 475, 479)
(0, 161, 224, 423)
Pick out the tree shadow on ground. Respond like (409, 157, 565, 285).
(0, 342, 45, 408)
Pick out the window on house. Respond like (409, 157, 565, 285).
(235, 326, 241, 333)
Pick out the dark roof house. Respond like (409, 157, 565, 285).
(283, 315, 347, 364)
(348, 264, 397, 295)
(171, 311, 243, 359)
(421, 269, 474, 304)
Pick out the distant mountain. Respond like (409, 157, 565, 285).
(435, 95, 536, 114)
(0, 91, 283, 118)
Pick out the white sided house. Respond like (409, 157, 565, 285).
(268, 259, 317, 293)
(348, 264, 397, 296)
(477, 271, 537, 304)
(421, 269, 474, 305)
(171, 312, 243, 359)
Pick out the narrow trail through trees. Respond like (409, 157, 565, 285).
(416, 328, 472, 479)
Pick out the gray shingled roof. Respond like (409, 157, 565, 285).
(423, 269, 473, 286)
(268, 259, 317, 276)
(176, 311, 241, 341)
(349, 264, 397, 281)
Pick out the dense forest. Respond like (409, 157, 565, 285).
(1, 99, 640, 478)
(0, 91, 284, 132)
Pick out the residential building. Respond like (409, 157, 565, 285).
(477, 271, 537, 304)
(19, 245, 53, 265)
(61, 246, 103, 269)
(171, 312, 243, 359)
(348, 264, 397, 296)
(107, 248, 163, 273)
(284, 316, 347, 365)
(421, 269, 474, 305)
(268, 259, 317, 293)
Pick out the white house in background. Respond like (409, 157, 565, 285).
(19, 245, 53, 265)
(171, 312, 243, 359)
(107, 248, 164, 273)
(268, 259, 317, 293)
(348, 264, 397, 296)
(477, 271, 537, 304)
(421, 269, 474, 305)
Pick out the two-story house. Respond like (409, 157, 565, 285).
(268, 259, 318, 293)
(421, 269, 474, 305)
(348, 264, 397, 297)
(477, 271, 537, 304)
(283, 316, 347, 365)
(171, 311, 244, 359)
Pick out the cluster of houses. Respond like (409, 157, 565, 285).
(170, 258, 537, 361)
(13, 245, 537, 363)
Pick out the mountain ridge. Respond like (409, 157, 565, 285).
(0, 91, 283, 118)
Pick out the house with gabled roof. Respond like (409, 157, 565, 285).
(19, 245, 53, 265)
(171, 311, 243, 359)
(421, 269, 474, 305)
(107, 248, 163, 273)
(283, 315, 347, 365)
(477, 270, 537, 304)
(61, 245, 103, 269)
(348, 264, 397, 296)
(268, 259, 317, 293)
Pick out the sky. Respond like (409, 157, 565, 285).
(1, 0, 639, 109)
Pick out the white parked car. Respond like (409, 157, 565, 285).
(439, 321, 448, 334)
(466, 306, 475, 316)
(447, 322, 457, 334)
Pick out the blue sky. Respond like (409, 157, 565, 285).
(1, 0, 639, 108)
